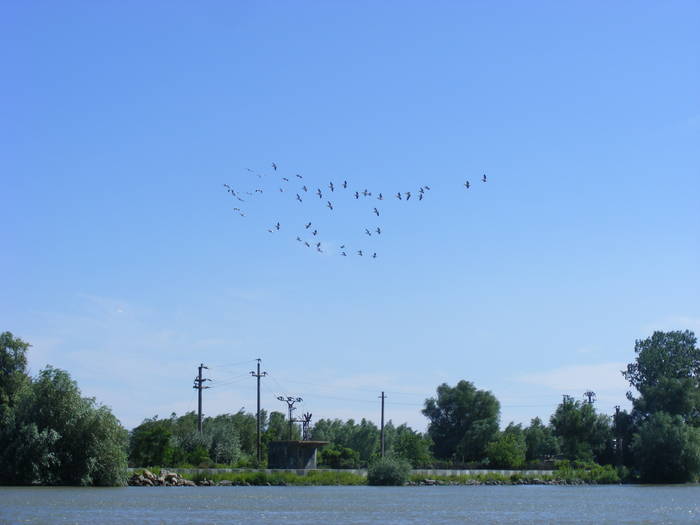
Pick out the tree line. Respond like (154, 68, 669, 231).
(2, 329, 700, 485)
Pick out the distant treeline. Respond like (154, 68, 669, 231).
(2, 330, 700, 485)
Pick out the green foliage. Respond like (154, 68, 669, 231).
(367, 456, 411, 486)
(318, 444, 360, 468)
(311, 418, 379, 464)
(182, 469, 366, 486)
(0, 366, 128, 486)
(631, 412, 700, 483)
(554, 460, 620, 483)
(486, 426, 526, 468)
(422, 380, 500, 462)
(523, 417, 559, 461)
(550, 397, 612, 463)
(392, 424, 433, 467)
(0, 331, 31, 407)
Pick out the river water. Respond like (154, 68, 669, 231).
(1, 485, 699, 524)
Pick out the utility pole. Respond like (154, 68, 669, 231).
(614, 405, 622, 467)
(250, 359, 267, 462)
(277, 395, 302, 440)
(193, 363, 210, 433)
(379, 391, 387, 457)
(584, 390, 596, 405)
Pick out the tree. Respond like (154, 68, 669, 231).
(0, 331, 31, 407)
(392, 424, 433, 467)
(523, 417, 559, 461)
(631, 412, 700, 483)
(422, 380, 500, 462)
(624, 331, 700, 424)
(550, 397, 612, 463)
(486, 425, 526, 468)
(1, 366, 128, 486)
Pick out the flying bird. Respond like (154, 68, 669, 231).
(239, 213, 245, 217)
(482, 174, 487, 182)
(317, 247, 324, 253)
(329, 182, 334, 192)
(255, 189, 263, 193)
(302, 185, 308, 192)
(275, 222, 281, 230)
(363, 189, 369, 197)
(419, 193, 423, 201)
(405, 192, 411, 200)
(316, 242, 321, 248)
(316, 189, 323, 199)
(343, 180, 348, 188)
(296, 174, 303, 179)
(464, 181, 470, 189)
(305, 222, 312, 229)
(341, 251, 347, 256)
(296, 194, 303, 202)
(304, 241, 310, 247)
(365, 228, 372, 236)
(378, 193, 383, 200)
(296, 236, 302, 242)
(372, 253, 377, 258)
(272, 162, 277, 171)
(354, 191, 360, 199)
(327, 201, 334, 210)
(279, 188, 283, 193)
(312, 229, 318, 236)
(424, 185, 431, 190)
(340, 245, 345, 249)
(376, 227, 381, 234)
(373, 208, 379, 216)
(396, 192, 402, 200)
(357, 250, 363, 256)
(233, 207, 240, 212)
(282, 177, 289, 182)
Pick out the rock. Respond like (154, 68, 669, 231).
(218, 480, 233, 486)
(422, 479, 436, 486)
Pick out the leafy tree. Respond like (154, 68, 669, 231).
(624, 331, 700, 424)
(0, 366, 128, 486)
(422, 380, 500, 462)
(0, 331, 31, 407)
(128, 417, 174, 467)
(318, 444, 360, 468)
(631, 412, 700, 483)
(392, 424, 433, 467)
(523, 417, 559, 461)
(486, 425, 526, 468)
(550, 397, 613, 463)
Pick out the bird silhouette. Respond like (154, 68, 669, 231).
(424, 185, 431, 190)
(327, 201, 334, 210)
(464, 181, 470, 189)
(396, 192, 402, 200)
(317, 247, 323, 253)
(343, 180, 348, 188)
(296, 194, 303, 202)
(272, 162, 277, 171)
(296, 174, 303, 179)
(373, 208, 379, 216)
(278, 188, 283, 193)
(378, 193, 383, 200)
(304, 241, 310, 247)
(363, 189, 369, 197)
(354, 191, 360, 199)
(357, 250, 363, 256)
(419, 193, 423, 201)
(239, 213, 245, 217)
(316, 242, 321, 248)
(405, 192, 411, 200)
(267, 229, 274, 233)
(482, 174, 487, 182)
(233, 207, 240, 212)
(255, 189, 263, 193)
(296, 236, 302, 242)
(316, 189, 322, 199)
(275, 222, 281, 230)
(376, 227, 381, 234)
(329, 182, 334, 192)
(282, 177, 289, 182)
(305, 222, 312, 229)
(340, 245, 345, 249)
(341, 251, 347, 256)
(302, 185, 308, 192)
(312, 229, 318, 236)
(365, 228, 372, 236)
(372, 253, 377, 258)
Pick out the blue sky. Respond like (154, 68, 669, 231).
(2, 1, 698, 431)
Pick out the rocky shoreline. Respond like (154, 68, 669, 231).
(128, 470, 601, 487)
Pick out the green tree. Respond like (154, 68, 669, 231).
(550, 397, 612, 463)
(392, 424, 433, 467)
(631, 412, 700, 483)
(523, 417, 559, 461)
(318, 444, 360, 468)
(623, 331, 700, 424)
(486, 425, 526, 468)
(1, 366, 128, 486)
(422, 380, 500, 462)
(0, 331, 31, 407)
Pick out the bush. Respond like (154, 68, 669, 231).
(367, 457, 411, 486)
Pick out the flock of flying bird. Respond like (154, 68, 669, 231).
(224, 163, 488, 258)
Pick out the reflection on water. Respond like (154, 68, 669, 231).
(1, 485, 700, 524)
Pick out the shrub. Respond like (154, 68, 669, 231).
(367, 457, 411, 486)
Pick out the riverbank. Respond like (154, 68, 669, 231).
(128, 465, 620, 486)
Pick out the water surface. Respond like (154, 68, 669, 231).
(1, 485, 699, 524)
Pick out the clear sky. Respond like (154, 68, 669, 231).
(2, 1, 699, 431)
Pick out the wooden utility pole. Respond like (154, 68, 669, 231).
(250, 359, 267, 462)
(193, 363, 210, 433)
(379, 391, 387, 457)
